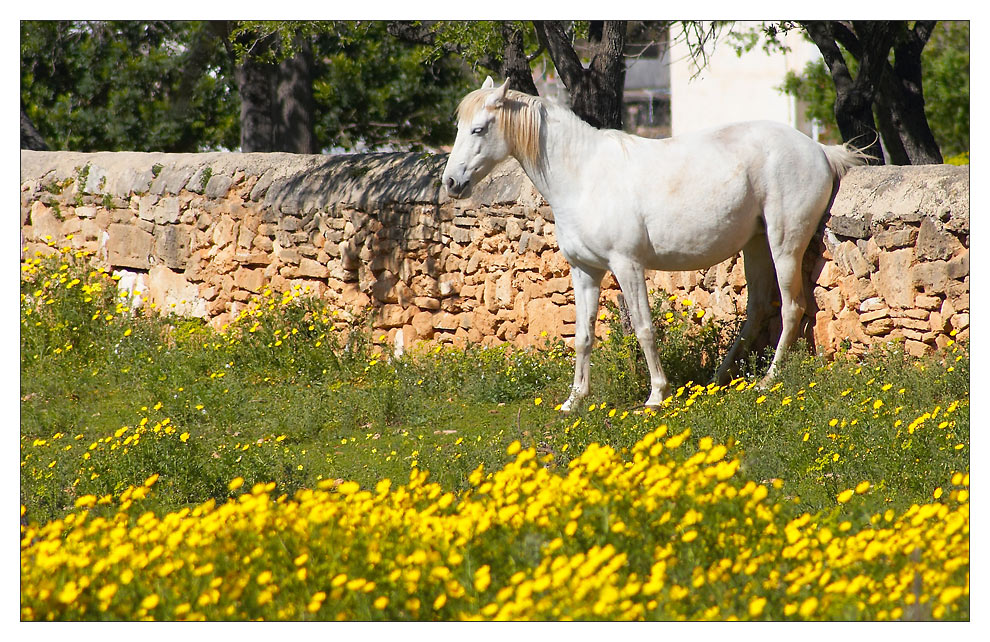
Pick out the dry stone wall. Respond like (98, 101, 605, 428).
(20, 150, 969, 357)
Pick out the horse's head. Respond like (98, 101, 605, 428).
(441, 76, 511, 199)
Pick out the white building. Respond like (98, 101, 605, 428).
(669, 22, 825, 139)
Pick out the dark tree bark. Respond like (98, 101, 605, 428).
(499, 22, 540, 96)
(276, 35, 318, 154)
(235, 51, 278, 152)
(534, 20, 627, 129)
(21, 107, 48, 150)
(800, 20, 942, 165)
(802, 20, 893, 163)
(883, 21, 942, 164)
(219, 23, 317, 153)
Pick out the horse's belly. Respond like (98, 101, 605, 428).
(644, 220, 755, 271)
(639, 198, 761, 271)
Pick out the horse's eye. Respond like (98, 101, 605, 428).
(471, 126, 485, 135)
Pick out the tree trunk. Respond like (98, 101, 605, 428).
(230, 28, 278, 153)
(276, 35, 318, 153)
(873, 93, 910, 164)
(21, 107, 48, 150)
(499, 22, 540, 96)
(880, 21, 942, 164)
(534, 20, 627, 129)
(802, 20, 890, 163)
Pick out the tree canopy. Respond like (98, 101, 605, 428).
(776, 21, 968, 162)
(21, 20, 969, 163)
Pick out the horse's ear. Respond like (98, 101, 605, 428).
(484, 78, 510, 109)
(481, 76, 495, 89)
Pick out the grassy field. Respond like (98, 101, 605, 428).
(20, 245, 969, 621)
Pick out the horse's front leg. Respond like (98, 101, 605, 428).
(560, 265, 605, 413)
(611, 260, 671, 408)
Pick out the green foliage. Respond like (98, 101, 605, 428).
(920, 21, 970, 158)
(312, 22, 474, 150)
(21, 20, 475, 153)
(779, 60, 845, 144)
(592, 294, 739, 406)
(22, 247, 968, 530)
(21, 248, 969, 621)
(20, 21, 238, 152)
(776, 21, 969, 158)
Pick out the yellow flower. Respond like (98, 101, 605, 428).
(855, 481, 871, 494)
(474, 565, 491, 592)
(749, 596, 767, 617)
(433, 593, 447, 610)
(506, 441, 521, 456)
(799, 597, 818, 617)
(97, 584, 118, 602)
(57, 582, 80, 604)
(141, 594, 160, 610)
(228, 477, 244, 491)
(374, 596, 389, 610)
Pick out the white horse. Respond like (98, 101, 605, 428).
(442, 77, 870, 411)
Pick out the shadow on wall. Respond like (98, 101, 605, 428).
(264, 153, 449, 214)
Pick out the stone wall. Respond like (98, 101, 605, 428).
(20, 150, 969, 357)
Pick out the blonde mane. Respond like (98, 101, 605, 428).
(456, 88, 546, 168)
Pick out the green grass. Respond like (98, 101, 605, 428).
(21, 249, 969, 528)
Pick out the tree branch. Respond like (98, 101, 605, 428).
(533, 20, 585, 90)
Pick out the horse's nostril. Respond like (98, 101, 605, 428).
(445, 177, 455, 189)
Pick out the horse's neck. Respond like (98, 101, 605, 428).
(514, 107, 599, 206)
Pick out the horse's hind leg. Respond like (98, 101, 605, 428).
(561, 265, 605, 413)
(611, 260, 671, 407)
(762, 247, 807, 385)
(715, 234, 776, 384)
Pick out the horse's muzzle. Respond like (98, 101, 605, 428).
(443, 176, 470, 199)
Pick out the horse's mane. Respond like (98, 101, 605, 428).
(456, 88, 548, 168)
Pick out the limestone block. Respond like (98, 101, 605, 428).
(873, 248, 915, 308)
(864, 318, 893, 337)
(148, 265, 203, 318)
(904, 339, 930, 357)
(233, 266, 267, 293)
(833, 241, 872, 278)
(153, 197, 181, 225)
(410, 311, 435, 339)
(153, 225, 192, 269)
(28, 201, 61, 242)
(297, 258, 330, 279)
(372, 272, 400, 303)
(432, 311, 461, 331)
(946, 252, 969, 280)
(895, 317, 931, 332)
(950, 313, 969, 331)
(911, 260, 949, 294)
(872, 227, 917, 250)
(859, 307, 890, 324)
(107, 223, 153, 269)
(205, 174, 233, 199)
(916, 217, 964, 261)
(212, 216, 238, 248)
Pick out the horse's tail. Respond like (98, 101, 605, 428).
(820, 141, 875, 180)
